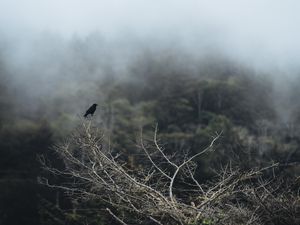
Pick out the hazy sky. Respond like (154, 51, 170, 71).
(1, 0, 299, 121)
(0, 0, 300, 71)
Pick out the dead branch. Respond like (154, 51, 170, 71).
(40, 121, 300, 225)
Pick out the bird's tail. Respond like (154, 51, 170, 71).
(83, 113, 88, 118)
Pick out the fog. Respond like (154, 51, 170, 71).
(1, 0, 300, 69)
(0, 0, 300, 122)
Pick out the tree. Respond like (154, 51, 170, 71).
(40, 121, 300, 225)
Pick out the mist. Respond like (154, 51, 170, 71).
(1, 0, 300, 123)
(2, 3, 300, 224)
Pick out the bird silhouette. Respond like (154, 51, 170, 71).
(84, 104, 98, 118)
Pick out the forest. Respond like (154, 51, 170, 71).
(0, 36, 299, 225)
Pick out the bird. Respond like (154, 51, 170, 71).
(84, 104, 98, 118)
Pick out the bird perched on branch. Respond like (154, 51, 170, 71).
(84, 104, 98, 118)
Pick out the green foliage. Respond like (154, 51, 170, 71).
(0, 120, 56, 225)
(1, 53, 299, 224)
(99, 68, 298, 180)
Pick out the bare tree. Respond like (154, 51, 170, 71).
(39, 121, 300, 225)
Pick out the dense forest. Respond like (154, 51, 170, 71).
(0, 38, 300, 224)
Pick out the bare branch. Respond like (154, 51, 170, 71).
(40, 122, 299, 225)
(106, 208, 128, 225)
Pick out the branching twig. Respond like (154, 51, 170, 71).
(40, 121, 299, 225)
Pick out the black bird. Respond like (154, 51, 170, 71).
(84, 104, 98, 118)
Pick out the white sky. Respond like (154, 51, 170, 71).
(1, 0, 300, 71)
(1, 0, 299, 36)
